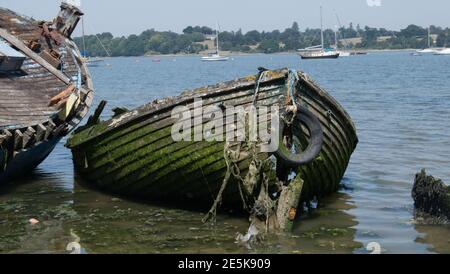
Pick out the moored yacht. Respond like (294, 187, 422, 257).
(202, 26, 229, 62)
(434, 48, 450, 55)
(298, 7, 339, 59)
(416, 27, 438, 54)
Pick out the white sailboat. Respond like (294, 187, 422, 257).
(416, 27, 437, 54)
(298, 7, 340, 59)
(80, 16, 105, 67)
(434, 48, 450, 55)
(334, 13, 351, 57)
(202, 26, 229, 62)
(334, 28, 350, 57)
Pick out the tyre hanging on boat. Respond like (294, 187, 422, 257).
(66, 68, 358, 219)
(275, 104, 324, 167)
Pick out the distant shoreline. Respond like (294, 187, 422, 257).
(125, 48, 416, 58)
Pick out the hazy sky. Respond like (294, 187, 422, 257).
(1, 0, 448, 36)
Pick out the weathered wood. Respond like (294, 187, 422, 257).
(39, 49, 61, 69)
(67, 69, 358, 220)
(112, 107, 128, 118)
(0, 135, 6, 147)
(0, 6, 94, 182)
(13, 130, 23, 150)
(276, 175, 304, 231)
(58, 93, 79, 120)
(45, 120, 56, 140)
(22, 127, 36, 148)
(0, 27, 71, 85)
(1, 130, 12, 140)
(0, 27, 92, 100)
(49, 85, 76, 107)
(86, 100, 107, 126)
(35, 124, 46, 142)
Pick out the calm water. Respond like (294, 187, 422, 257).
(1, 52, 450, 254)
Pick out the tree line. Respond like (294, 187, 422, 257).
(74, 22, 450, 56)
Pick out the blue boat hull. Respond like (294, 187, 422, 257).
(0, 137, 61, 183)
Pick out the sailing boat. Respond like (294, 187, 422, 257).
(80, 16, 105, 67)
(298, 7, 340, 59)
(334, 13, 351, 57)
(334, 28, 350, 57)
(434, 48, 450, 55)
(202, 25, 229, 62)
(416, 27, 437, 54)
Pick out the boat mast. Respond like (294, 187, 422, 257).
(81, 15, 86, 58)
(215, 22, 220, 54)
(334, 28, 338, 50)
(335, 12, 344, 50)
(216, 30, 219, 54)
(428, 26, 431, 48)
(320, 6, 324, 49)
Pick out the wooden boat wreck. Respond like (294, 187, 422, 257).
(0, 3, 94, 183)
(67, 68, 357, 230)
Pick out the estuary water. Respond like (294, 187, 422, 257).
(1, 52, 450, 254)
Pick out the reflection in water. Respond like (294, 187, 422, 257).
(290, 191, 362, 254)
(0, 170, 74, 253)
(69, 177, 362, 254)
(0, 168, 361, 253)
(414, 214, 450, 254)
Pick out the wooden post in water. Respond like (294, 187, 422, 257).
(276, 175, 304, 232)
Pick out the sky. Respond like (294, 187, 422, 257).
(1, 0, 448, 37)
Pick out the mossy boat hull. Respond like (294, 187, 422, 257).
(67, 69, 358, 211)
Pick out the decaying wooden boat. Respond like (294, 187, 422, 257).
(0, 3, 94, 183)
(67, 68, 357, 227)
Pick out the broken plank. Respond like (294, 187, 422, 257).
(35, 124, 46, 142)
(22, 127, 36, 148)
(13, 130, 23, 150)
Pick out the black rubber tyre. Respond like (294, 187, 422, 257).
(275, 105, 324, 167)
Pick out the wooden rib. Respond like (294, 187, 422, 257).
(13, 130, 23, 150)
(22, 127, 36, 148)
(35, 124, 46, 142)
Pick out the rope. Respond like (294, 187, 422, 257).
(283, 70, 300, 126)
(252, 70, 269, 106)
(203, 70, 270, 223)
(202, 68, 301, 224)
(202, 143, 234, 223)
(288, 69, 299, 106)
(86, 23, 112, 57)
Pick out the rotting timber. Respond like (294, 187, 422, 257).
(67, 68, 358, 230)
(0, 3, 94, 183)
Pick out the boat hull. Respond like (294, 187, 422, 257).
(202, 57, 229, 62)
(417, 49, 436, 54)
(434, 49, 450, 55)
(300, 53, 340, 59)
(67, 69, 358, 211)
(338, 52, 351, 57)
(0, 6, 94, 183)
(0, 137, 60, 183)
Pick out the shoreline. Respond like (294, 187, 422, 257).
(96, 48, 419, 59)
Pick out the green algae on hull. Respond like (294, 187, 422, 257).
(66, 68, 358, 213)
